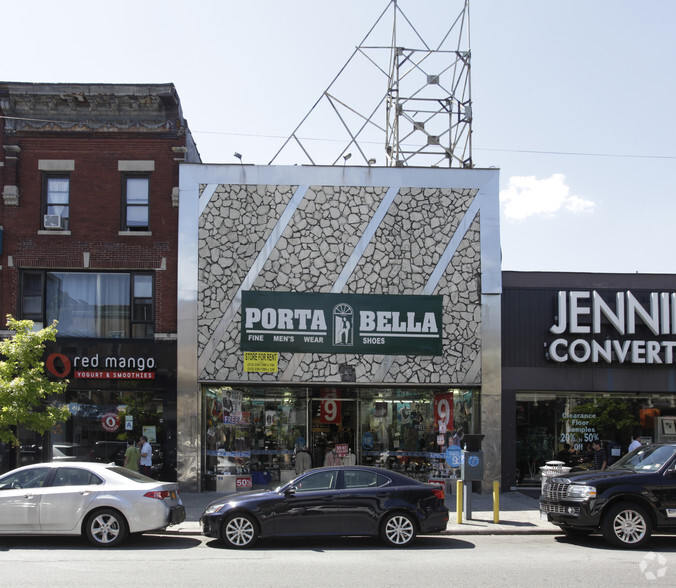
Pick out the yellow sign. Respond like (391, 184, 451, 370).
(243, 351, 279, 373)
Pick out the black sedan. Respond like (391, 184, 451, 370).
(201, 466, 449, 548)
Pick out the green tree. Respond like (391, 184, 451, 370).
(0, 316, 71, 458)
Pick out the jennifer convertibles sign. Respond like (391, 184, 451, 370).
(241, 291, 443, 356)
(547, 290, 676, 364)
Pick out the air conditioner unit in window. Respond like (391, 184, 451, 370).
(43, 214, 63, 229)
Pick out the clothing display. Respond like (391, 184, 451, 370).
(342, 451, 356, 466)
(324, 449, 342, 467)
(295, 449, 312, 474)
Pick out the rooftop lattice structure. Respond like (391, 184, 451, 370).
(270, 0, 472, 168)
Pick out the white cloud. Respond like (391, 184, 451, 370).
(500, 173, 595, 220)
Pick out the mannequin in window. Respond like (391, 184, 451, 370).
(342, 448, 356, 466)
(295, 446, 312, 475)
(324, 444, 342, 467)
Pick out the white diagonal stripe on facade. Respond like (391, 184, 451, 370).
(370, 196, 481, 382)
(422, 196, 481, 295)
(331, 185, 400, 293)
(279, 185, 400, 381)
(199, 184, 218, 216)
(198, 185, 310, 374)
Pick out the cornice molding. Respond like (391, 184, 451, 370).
(0, 83, 185, 135)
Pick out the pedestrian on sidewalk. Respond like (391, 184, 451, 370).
(139, 435, 153, 477)
(592, 440, 607, 470)
(123, 438, 140, 472)
(628, 432, 642, 453)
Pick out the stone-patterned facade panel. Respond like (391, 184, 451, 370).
(198, 184, 296, 339)
(198, 183, 482, 385)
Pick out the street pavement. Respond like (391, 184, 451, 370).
(164, 485, 558, 536)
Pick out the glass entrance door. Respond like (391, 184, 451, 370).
(310, 389, 357, 468)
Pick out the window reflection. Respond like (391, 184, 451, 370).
(46, 273, 130, 337)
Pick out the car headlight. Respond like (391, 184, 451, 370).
(567, 485, 596, 500)
(204, 503, 227, 515)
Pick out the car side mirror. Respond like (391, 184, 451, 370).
(285, 486, 297, 496)
(665, 469, 676, 479)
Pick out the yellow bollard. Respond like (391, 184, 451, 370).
(493, 480, 500, 523)
(456, 480, 463, 524)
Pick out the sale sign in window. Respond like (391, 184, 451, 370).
(320, 390, 341, 424)
(434, 393, 454, 434)
(236, 476, 252, 491)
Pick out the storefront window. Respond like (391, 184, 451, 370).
(205, 387, 307, 491)
(1, 388, 169, 478)
(203, 385, 479, 490)
(357, 389, 476, 479)
(515, 392, 676, 484)
(59, 389, 166, 471)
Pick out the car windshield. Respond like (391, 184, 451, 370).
(0, 467, 50, 489)
(609, 445, 676, 472)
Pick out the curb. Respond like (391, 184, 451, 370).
(156, 524, 561, 537)
(440, 528, 560, 536)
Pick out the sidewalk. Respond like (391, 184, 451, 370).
(164, 487, 559, 536)
(441, 488, 558, 535)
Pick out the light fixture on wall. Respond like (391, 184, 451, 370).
(233, 152, 243, 164)
(342, 153, 352, 164)
(367, 158, 376, 165)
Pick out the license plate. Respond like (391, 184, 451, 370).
(170, 506, 186, 525)
(540, 511, 548, 522)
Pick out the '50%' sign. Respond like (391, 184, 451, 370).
(236, 477, 252, 490)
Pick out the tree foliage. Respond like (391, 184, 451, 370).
(0, 316, 71, 446)
(563, 397, 638, 442)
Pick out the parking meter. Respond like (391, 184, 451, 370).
(460, 451, 483, 481)
(459, 434, 484, 520)
(460, 434, 484, 481)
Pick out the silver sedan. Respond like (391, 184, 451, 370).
(0, 461, 185, 547)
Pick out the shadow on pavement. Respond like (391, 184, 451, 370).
(552, 533, 676, 553)
(452, 518, 537, 528)
(204, 534, 475, 552)
(0, 534, 202, 552)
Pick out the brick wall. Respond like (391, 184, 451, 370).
(1, 135, 181, 335)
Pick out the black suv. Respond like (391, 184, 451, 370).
(540, 443, 676, 548)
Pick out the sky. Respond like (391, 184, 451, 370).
(3, 0, 675, 275)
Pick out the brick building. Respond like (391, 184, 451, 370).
(0, 82, 200, 476)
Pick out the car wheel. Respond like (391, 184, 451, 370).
(221, 513, 258, 548)
(380, 512, 417, 547)
(85, 509, 128, 548)
(559, 525, 593, 537)
(602, 502, 651, 548)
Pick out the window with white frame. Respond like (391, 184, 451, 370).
(43, 174, 70, 230)
(123, 175, 149, 231)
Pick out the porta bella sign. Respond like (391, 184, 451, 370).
(547, 290, 676, 365)
(241, 291, 443, 356)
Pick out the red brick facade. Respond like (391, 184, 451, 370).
(0, 83, 200, 336)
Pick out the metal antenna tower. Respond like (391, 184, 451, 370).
(270, 0, 472, 168)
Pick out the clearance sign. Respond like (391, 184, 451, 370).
(241, 291, 443, 356)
